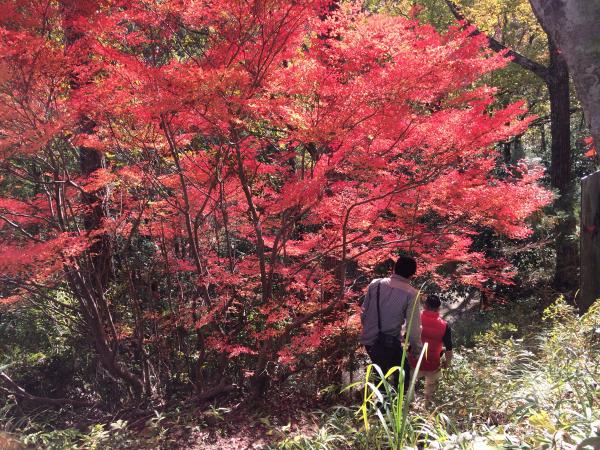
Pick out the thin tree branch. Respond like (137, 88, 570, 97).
(444, 0, 549, 80)
(0, 371, 94, 407)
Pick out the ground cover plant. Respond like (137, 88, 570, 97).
(269, 298, 600, 449)
(1, 0, 599, 448)
(3, 297, 596, 449)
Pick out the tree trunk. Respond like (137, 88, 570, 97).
(528, 0, 600, 311)
(547, 41, 578, 292)
(580, 171, 600, 312)
(529, 0, 600, 147)
(61, 0, 144, 398)
(511, 136, 525, 164)
(62, 3, 110, 292)
(444, 0, 578, 293)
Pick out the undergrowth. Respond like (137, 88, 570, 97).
(1, 298, 598, 449)
(269, 298, 600, 449)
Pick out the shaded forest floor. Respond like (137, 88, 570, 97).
(2, 296, 599, 449)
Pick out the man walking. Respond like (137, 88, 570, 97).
(360, 255, 422, 391)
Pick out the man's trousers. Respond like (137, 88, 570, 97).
(365, 345, 411, 394)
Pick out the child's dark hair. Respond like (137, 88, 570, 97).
(394, 255, 416, 278)
(425, 294, 441, 310)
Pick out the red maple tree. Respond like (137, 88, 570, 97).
(0, 0, 550, 398)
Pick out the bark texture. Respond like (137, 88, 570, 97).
(547, 41, 578, 292)
(529, 0, 600, 147)
(581, 171, 600, 312)
(529, 0, 600, 307)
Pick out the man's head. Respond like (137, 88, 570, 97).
(425, 294, 441, 311)
(394, 255, 416, 278)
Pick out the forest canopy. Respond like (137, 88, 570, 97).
(0, 0, 554, 401)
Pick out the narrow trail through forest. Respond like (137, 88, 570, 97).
(190, 294, 483, 450)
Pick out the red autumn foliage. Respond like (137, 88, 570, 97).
(0, 0, 551, 396)
(583, 136, 598, 158)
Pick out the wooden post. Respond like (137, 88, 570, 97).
(580, 170, 600, 312)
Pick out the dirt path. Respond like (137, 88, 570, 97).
(189, 294, 484, 449)
(440, 293, 481, 325)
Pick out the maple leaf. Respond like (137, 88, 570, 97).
(583, 136, 598, 158)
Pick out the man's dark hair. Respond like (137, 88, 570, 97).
(394, 255, 416, 278)
(425, 294, 441, 310)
